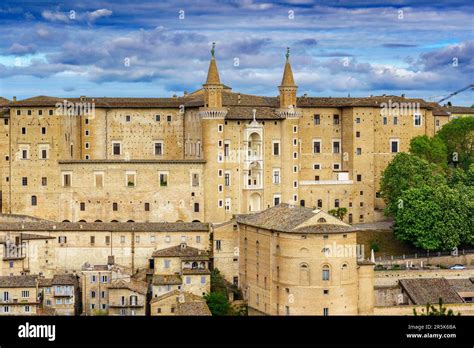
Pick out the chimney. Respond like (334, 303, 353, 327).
(13, 96, 17, 101)
(401, 93, 405, 98)
(237, 93, 241, 104)
(184, 91, 188, 96)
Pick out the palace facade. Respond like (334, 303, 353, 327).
(0, 47, 451, 224)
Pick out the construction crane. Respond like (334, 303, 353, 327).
(430, 84, 474, 104)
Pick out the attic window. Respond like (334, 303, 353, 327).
(318, 218, 326, 223)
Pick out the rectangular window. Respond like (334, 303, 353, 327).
(41, 127, 46, 134)
(383, 117, 387, 125)
(80, 202, 86, 211)
(126, 172, 136, 187)
(112, 142, 121, 155)
(40, 148, 48, 159)
(225, 198, 231, 211)
(90, 236, 94, 244)
(194, 203, 200, 212)
(167, 115, 172, 122)
(154, 142, 163, 156)
(414, 114, 422, 126)
(21, 290, 29, 298)
(356, 148, 362, 155)
(314, 114, 320, 125)
(159, 173, 168, 187)
(332, 140, 340, 154)
(273, 169, 280, 184)
(357, 174, 362, 182)
(393, 116, 398, 125)
(356, 131, 360, 138)
(155, 115, 161, 122)
(224, 172, 230, 186)
(21, 149, 28, 159)
(273, 195, 281, 206)
(224, 142, 230, 157)
(22, 177, 28, 186)
(215, 240, 222, 251)
(333, 163, 340, 170)
(390, 139, 399, 153)
(145, 202, 150, 211)
(333, 114, 340, 125)
(201, 276, 206, 284)
(313, 163, 321, 170)
(313, 140, 321, 154)
(323, 308, 329, 316)
(164, 260, 171, 268)
(62, 173, 71, 187)
(273, 141, 280, 156)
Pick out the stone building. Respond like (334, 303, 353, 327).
(0, 275, 39, 315)
(150, 289, 211, 316)
(0, 221, 210, 276)
(38, 273, 80, 315)
(236, 204, 374, 315)
(0, 46, 451, 224)
(151, 243, 211, 299)
(107, 279, 148, 316)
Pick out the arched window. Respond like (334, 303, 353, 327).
(130, 295, 138, 306)
(31, 195, 37, 206)
(94, 220, 103, 223)
(299, 247, 309, 253)
(78, 219, 86, 222)
(322, 265, 330, 281)
(300, 263, 310, 285)
(334, 199, 340, 208)
(317, 218, 326, 223)
(192, 262, 198, 269)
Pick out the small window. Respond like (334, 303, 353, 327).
(393, 116, 398, 125)
(63, 173, 71, 187)
(356, 148, 362, 155)
(383, 117, 387, 125)
(356, 131, 360, 138)
(31, 195, 37, 206)
(125, 115, 131, 122)
(335, 199, 340, 208)
(314, 114, 320, 125)
(113, 142, 121, 155)
(414, 114, 422, 126)
(273, 141, 280, 156)
(313, 163, 321, 170)
(22, 177, 28, 186)
(80, 202, 85, 211)
(333, 114, 340, 125)
(355, 117, 361, 123)
(21, 127, 26, 134)
(27, 110, 32, 116)
(194, 203, 200, 212)
(145, 203, 150, 211)
(42, 177, 47, 186)
(159, 173, 168, 187)
(154, 142, 163, 156)
(390, 140, 399, 153)
(332, 141, 340, 154)
(322, 265, 330, 281)
(113, 202, 118, 211)
(313, 140, 321, 154)
(356, 174, 362, 182)
(41, 127, 46, 135)
(155, 115, 161, 122)
(167, 115, 172, 122)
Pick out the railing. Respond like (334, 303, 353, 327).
(374, 249, 474, 263)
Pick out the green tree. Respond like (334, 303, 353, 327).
(328, 207, 348, 221)
(204, 292, 231, 316)
(413, 298, 458, 316)
(409, 135, 447, 166)
(436, 117, 474, 171)
(393, 184, 471, 250)
(380, 153, 445, 216)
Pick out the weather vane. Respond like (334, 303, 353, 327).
(286, 47, 290, 60)
(211, 42, 216, 57)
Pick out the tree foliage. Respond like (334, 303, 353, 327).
(393, 184, 471, 250)
(204, 292, 230, 316)
(436, 117, 474, 171)
(380, 153, 445, 216)
(410, 135, 447, 166)
(328, 207, 348, 220)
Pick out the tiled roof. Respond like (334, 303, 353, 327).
(38, 278, 52, 287)
(51, 274, 78, 286)
(182, 269, 211, 275)
(0, 97, 10, 106)
(177, 301, 212, 316)
(236, 203, 356, 234)
(443, 106, 474, 114)
(7, 95, 197, 108)
(447, 278, 474, 293)
(399, 278, 464, 305)
(297, 95, 433, 108)
(426, 102, 450, 116)
(0, 275, 37, 288)
(150, 290, 211, 315)
(152, 244, 209, 258)
(152, 274, 182, 286)
(0, 221, 209, 232)
(108, 279, 148, 295)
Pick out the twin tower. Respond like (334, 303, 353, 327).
(202, 43, 298, 111)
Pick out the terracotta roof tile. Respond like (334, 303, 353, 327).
(0, 275, 37, 288)
(152, 274, 182, 286)
(152, 244, 209, 258)
(399, 278, 464, 305)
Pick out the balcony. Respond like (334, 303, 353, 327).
(3, 243, 26, 260)
(54, 289, 74, 297)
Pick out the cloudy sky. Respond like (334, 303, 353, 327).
(0, 0, 473, 105)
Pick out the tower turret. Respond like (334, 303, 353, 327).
(279, 47, 298, 109)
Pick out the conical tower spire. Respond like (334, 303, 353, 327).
(205, 42, 221, 85)
(279, 47, 298, 109)
(280, 47, 296, 86)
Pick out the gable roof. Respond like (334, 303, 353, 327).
(236, 204, 355, 234)
(152, 244, 209, 258)
(108, 279, 148, 295)
(0, 275, 37, 288)
(399, 278, 464, 305)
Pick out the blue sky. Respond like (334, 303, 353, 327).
(0, 0, 473, 105)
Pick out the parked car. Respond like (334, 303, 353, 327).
(449, 264, 465, 270)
